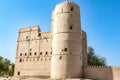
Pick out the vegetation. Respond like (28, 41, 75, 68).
(80, 78, 85, 80)
(87, 46, 106, 66)
(0, 56, 14, 76)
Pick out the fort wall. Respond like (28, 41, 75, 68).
(14, 1, 120, 80)
(14, 26, 52, 77)
(83, 66, 120, 80)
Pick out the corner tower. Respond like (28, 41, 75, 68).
(51, 1, 82, 79)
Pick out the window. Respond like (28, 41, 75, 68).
(38, 33, 41, 37)
(26, 36, 28, 39)
(64, 48, 67, 51)
(59, 56, 62, 60)
(50, 52, 52, 55)
(17, 71, 20, 75)
(41, 58, 43, 61)
(37, 58, 39, 61)
(29, 53, 31, 56)
(19, 59, 22, 62)
(45, 52, 48, 55)
(71, 14, 73, 17)
(70, 26, 73, 30)
(40, 52, 42, 55)
(25, 53, 27, 56)
(30, 49, 32, 51)
(70, 6, 74, 11)
(70, 52, 72, 55)
(20, 53, 22, 56)
(35, 52, 37, 55)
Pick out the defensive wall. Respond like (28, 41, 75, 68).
(83, 66, 120, 80)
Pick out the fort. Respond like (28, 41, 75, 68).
(14, 1, 120, 80)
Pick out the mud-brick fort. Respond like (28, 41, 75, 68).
(14, 1, 120, 80)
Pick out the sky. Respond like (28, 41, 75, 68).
(0, 0, 120, 66)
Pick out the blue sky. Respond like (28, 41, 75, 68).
(0, 0, 120, 66)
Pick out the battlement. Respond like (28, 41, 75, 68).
(19, 25, 40, 33)
(86, 66, 120, 69)
(54, 1, 79, 16)
(40, 32, 52, 39)
(55, 1, 79, 9)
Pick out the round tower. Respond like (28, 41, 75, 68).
(51, 1, 82, 79)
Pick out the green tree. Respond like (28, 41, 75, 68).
(8, 63, 14, 76)
(87, 47, 106, 66)
(0, 56, 14, 76)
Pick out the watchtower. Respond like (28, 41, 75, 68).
(51, 1, 83, 79)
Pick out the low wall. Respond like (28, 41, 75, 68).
(83, 66, 120, 80)
(112, 66, 120, 80)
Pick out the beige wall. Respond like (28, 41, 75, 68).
(14, 26, 52, 77)
(81, 30, 87, 67)
(112, 66, 120, 80)
(51, 1, 82, 79)
(84, 66, 120, 80)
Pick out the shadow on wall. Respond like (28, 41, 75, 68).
(83, 66, 114, 80)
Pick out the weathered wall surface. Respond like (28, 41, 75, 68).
(81, 30, 87, 67)
(14, 26, 52, 77)
(84, 66, 120, 80)
(51, 1, 82, 79)
(112, 66, 120, 80)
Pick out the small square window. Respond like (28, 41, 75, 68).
(64, 48, 67, 51)
(17, 71, 20, 75)
(40, 52, 42, 55)
(59, 56, 62, 60)
(38, 33, 41, 37)
(19, 59, 22, 62)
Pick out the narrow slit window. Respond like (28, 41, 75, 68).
(29, 53, 31, 56)
(26, 36, 28, 39)
(71, 6, 74, 11)
(25, 53, 27, 56)
(19, 59, 22, 62)
(35, 52, 37, 55)
(70, 26, 73, 30)
(46, 52, 48, 55)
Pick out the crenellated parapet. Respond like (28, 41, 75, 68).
(111, 66, 120, 69)
(83, 66, 120, 80)
(85, 66, 120, 69)
(54, 1, 79, 17)
(19, 25, 40, 33)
